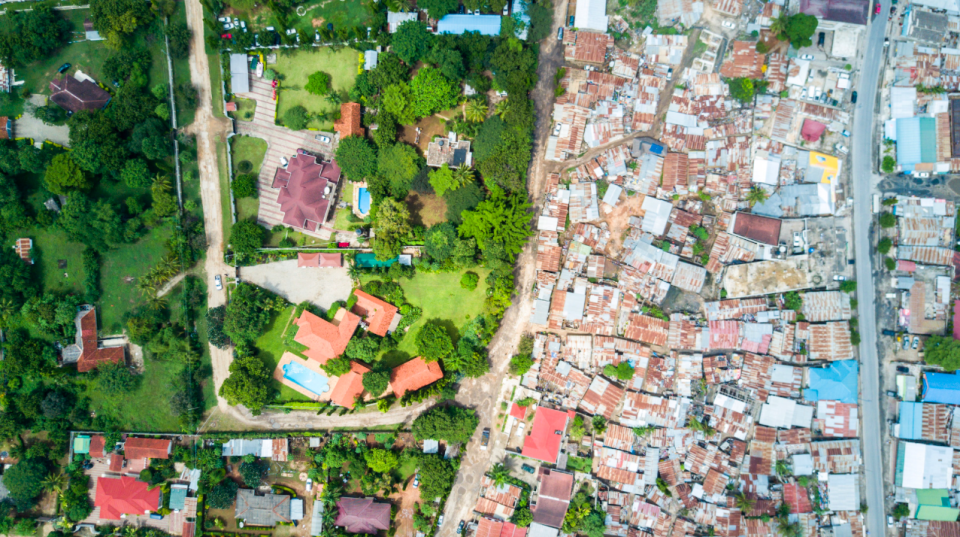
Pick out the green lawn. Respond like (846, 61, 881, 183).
(394, 456, 418, 483)
(230, 98, 257, 121)
(255, 305, 314, 402)
(170, 0, 196, 127)
(333, 186, 359, 231)
(82, 353, 185, 431)
(566, 456, 593, 473)
(216, 140, 234, 243)
(232, 135, 268, 175)
(361, 269, 491, 368)
(274, 48, 359, 130)
(9, 227, 87, 295)
(99, 225, 174, 333)
(288, 0, 373, 34)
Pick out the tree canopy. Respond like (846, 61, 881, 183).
(90, 0, 154, 48)
(44, 154, 90, 195)
(416, 321, 455, 362)
(458, 187, 532, 258)
(775, 13, 819, 49)
(373, 198, 411, 261)
(0, 7, 69, 67)
(364, 448, 398, 473)
(418, 0, 458, 19)
(219, 353, 273, 415)
(409, 67, 460, 119)
(412, 405, 480, 443)
(335, 135, 377, 182)
(3, 458, 48, 511)
(417, 453, 457, 502)
(392, 21, 433, 65)
(362, 370, 390, 397)
(377, 143, 422, 198)
(230, 220, 264, 256)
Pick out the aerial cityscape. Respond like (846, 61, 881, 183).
(0, 0, 955, 537)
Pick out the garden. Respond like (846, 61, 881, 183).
(273, 48, 360, 131)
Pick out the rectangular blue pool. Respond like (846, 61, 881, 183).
(282, 361, 330, 397)
(357, 187, 371, 214)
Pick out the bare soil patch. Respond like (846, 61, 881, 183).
(399, 115, 447, 152)
(389, 482, 423, 537)
(604, 193, 646, 255)
(405, 192, 448, 227)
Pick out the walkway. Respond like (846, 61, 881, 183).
(234, 75, 337, 239)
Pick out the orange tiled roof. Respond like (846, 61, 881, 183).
(124, 437, 171, 460)
(330, 361, 370, 408)
(76, 308, 125, 372)
(334, 102, 364, 139)
(390, 357, 444, 397)
(294, 309, 360, 364)
(351, 290, 399, 337)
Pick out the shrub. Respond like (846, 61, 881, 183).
(284, 106, 310, 131)
(237, 160, 253, 173)
(232, 173, 258, 198)
(885, 257, 896, 270)
(305, 71, 332, 96)
(878, 237, 892, 254)
(460, 271, 479, 290)
(879, 212, 896, 228)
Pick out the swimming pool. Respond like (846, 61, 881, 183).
(282, 361, 330, 397)
(357, 188, 371, 214)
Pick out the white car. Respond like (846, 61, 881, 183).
(319, 135, 331, 143)
(721, 20, 735, 29)
(214, 275, 223, 291)
(800, 54, 815, 60)
(502, 4, 509, 14)
(280, 156, 289, 168)
(842, 130, 851, 137)
(306, 479, 313, 492)
(835, 144, 849, 155)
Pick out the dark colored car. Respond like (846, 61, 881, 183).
(896, 365, 910, 374)
(818, 32, 825, 46)
(58, 63, 71, 73)
(851, 91, 858, 103)
(882, 329, 897, 337)
(522, 464, 536, 474)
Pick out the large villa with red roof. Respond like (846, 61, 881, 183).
(293, 308, 360, 365)
(271, 151, 341, 233)
(61, 305, 126, 373)
(94, 476, 161, 520)
(521, 407, 574, 464)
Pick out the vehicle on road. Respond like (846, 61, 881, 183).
(522, 464, 535, 474)
(800, 54, 815, 60)
(875, 2, 881, 13)
(721, 20, 735, 29)
(557, 27, 563, 40)
(481, 428, 490, 450)
(458, 522, 465, 534)
(58, 63, 71, 73)
(912, 336, 920, 349)
(214, 275, 223, 291)
(897, 365, 909, 373)
(851, 91, 858, 103)
(842, 130, 851, 137)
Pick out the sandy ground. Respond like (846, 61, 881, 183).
(17, 95, 70, 146)
(240, 259, 352, 309)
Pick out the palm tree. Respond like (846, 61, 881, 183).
(347, 261, 362, 284)
(746, 187, 768, 207)
(489, 463, 510, 487)
(153, 174, 172, 192)
(494, 99, 510, 119)
(42, 471, 68, 496)
(775, 460, 792, 477)
(734, 491, 756, 513)
(464, 99, 488, 123)
(769, 14, 788, 39)
(453, 164, 474, 187)
(0, 297, 16, 328)
(776, 521, 800, 537)
(146, 295, 168, 311)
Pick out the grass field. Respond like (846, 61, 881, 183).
(361, 269, 491, 368)
(226, 0, 373, 37)
(82, 353, 185, 431)
(170, 0, 196, 127)
(333, 185, 359, 231)
(99, 225, 174, 333)
(230, 97, 257, 121)
(216, 139, 234, 243)
(11, 228, 88, 296)
(274, 48, 359, 130)
(255, 305, 314, 402)
(232, 135, 268, 175)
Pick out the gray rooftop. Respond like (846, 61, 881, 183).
(235, 489, 292, 526)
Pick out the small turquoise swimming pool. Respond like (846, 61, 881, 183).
(357, 187, 371, 214)
(282, 361, 330, 397)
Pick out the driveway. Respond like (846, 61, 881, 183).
(240, 259, 351, 309)
(17, 95, 69, 146)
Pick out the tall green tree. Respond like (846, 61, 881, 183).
(377, 143, 422, 198)
(335, 135, 377, 182)
(373, 198, 411, 261)
(412, 405, 480, 443)
(0, 7, 69, 67)
(410, 67, 460, 119)
(417, 0, 458, 19)
(229, 220, 264, 256)
(458, 187, 532, 258)
(391, 21, 433, 65)
(90, 0, 154, 49)
(44, 154, 90, 195)
(416, 321, 454, 362)
(219, 353, 273, 415)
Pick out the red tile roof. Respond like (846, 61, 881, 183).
(294, 309, 360, 364)
(298, 252, 342, 268)
(272, 152, 336, 231)
(732, 212, 782, 246)
(76, 308, 125, 373)
(49, 75, 111, 113)
(533, 469, 574, 528)
(510, 403, 527, 419)
(109, 453, 124, 473)
(477, 517, 504, 537)
(335, 497, 390, 533)
(801, 119, 827, 142)
(352, 290, 399, 337)
(90, 435, 106, 458)
(124, 438, 171, 460)
(334, 103, 364, 139)
(329, 361, 370, 408)
(94, 476, 160, 520)
(389, 357, 444, 397)
(521, 407, 571, 463)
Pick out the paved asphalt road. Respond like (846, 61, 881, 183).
(851, 2, 890, 534)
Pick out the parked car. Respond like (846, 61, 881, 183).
(214, 275, 223, 291)
(835, 144, 849, 155)
(521, 464, 536, 474)
(721, 20, 735, 29)
(842, 130, 851, 137)
(458, 522, 466, 535)
(437, 516, 445, 528)
(318, 135, 331, 143)
(280, 156, 289, 168)
(481, 428, 490, 450)
(306, 479, 313, 492)
(502, 3, 509, 14)
(557, 27, 563, 40)
(886, 391, 897, 397)
(903, 337, 910, 350)
(888, 516, 895, 527)
(833, 275, 846, 281)
(818, 32, 825, 46)
(337, 242, 350, 248)
(457, 4, 464, 12)
(413, 474, 420, 488)
(851, 91, 858, 103)
(875, 2, 882, 14)
(58, 63, 71, 73)
(896, 365, 910, 373)
(882, 329, 896, 337)
(800, 54, 814, 60)
(912, 336, 920, 349)
(221, 33, 232, 38)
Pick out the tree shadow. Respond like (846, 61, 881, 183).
(426, 317, 460, 347)
(404, 192, 425, 228)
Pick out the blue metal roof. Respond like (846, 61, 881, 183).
(436, 14, 502, 35)
(923, 371, 960, 404)
(805, 360, 859, 404)
(898, 401, 925, 440)
(897, 117, 937, 171)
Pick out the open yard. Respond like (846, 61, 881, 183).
(82, 351, 187, 431)
(230, 97, 257, 121)
(362, 269, 491, 368)
(224, 0, 373, 38)
(10, 227, 88, 296)
(99, 225, 174, 334)
(405, 192, 448, 227)
(274, 48, 359, 131)
(255, 305, 315, 402)
(232, 135, 268, 220)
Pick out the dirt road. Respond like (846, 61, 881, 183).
(435, 1, 569, 535)
(182, 0, 241, 414)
